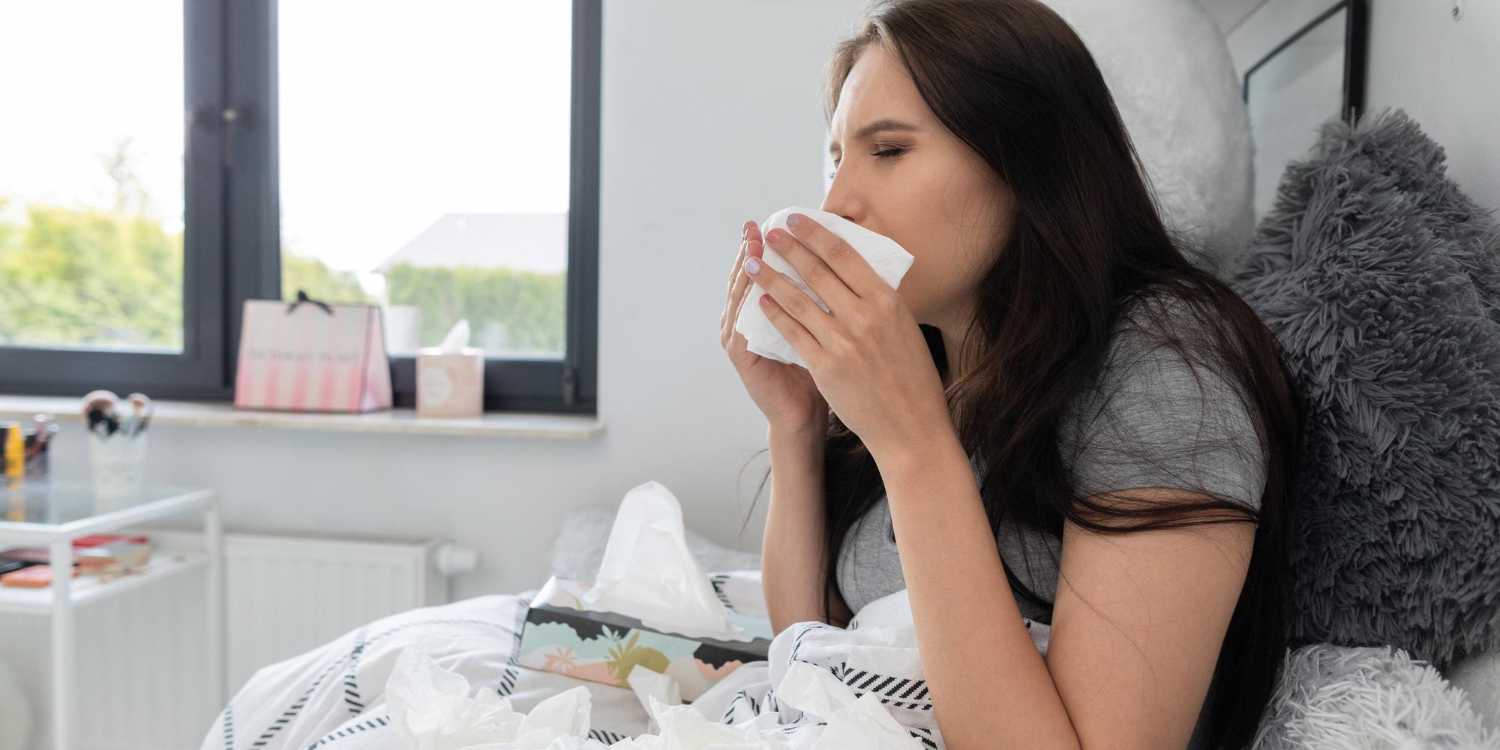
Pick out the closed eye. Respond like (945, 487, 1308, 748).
(828, 146, 906, 179)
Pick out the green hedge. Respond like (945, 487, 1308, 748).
(385, 264, 566, 354)
(0, 204, 183, 348)
(0, 203, 565, 355)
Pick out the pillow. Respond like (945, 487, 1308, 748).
(1252, 643, 1500, 749)
(1041, 0, 1253, 276)
(1230, 107, 1500, 670)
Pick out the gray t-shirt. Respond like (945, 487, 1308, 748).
(834, 301, 1266, 750)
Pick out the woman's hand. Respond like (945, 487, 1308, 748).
(721, 219, 828, 434)
(744, 213, 953, 461)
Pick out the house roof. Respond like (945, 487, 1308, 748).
(376, 212, 569, 275)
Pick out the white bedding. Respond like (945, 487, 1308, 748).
(200, 571, 1050, 750)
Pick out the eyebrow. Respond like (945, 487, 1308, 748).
(828, 118, 922, 155)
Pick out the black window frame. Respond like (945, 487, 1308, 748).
(0, 0, 600, 416)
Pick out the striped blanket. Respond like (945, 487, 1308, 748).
(199, 571, 1051, 750)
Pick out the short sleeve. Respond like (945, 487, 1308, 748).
(1058, 313, 1268, 514)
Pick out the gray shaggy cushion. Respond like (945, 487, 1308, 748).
(1230, 107, 1500, 670)
(1252, 643, 1500, 749)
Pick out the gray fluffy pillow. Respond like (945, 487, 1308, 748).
(1230, 108, 1500, 670)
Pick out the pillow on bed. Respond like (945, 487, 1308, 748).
(1040, 0, 1254, 276)
(1230, 108, 1500, 670)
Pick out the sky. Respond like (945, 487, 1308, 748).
(0, 1, 573, 276)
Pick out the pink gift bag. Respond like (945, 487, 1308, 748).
(234, 293, 393, 413)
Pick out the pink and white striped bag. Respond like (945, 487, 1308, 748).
(234, 294, 393, 413)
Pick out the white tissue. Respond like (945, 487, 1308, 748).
(733, 206, 915, 369)
(626, 664, 682, 727)
(776, 662, 922, 750)
(615, 695, 785, 750)
(438, 319, 472, 352)
(388, 643, 921, 750)
(386, 647, 608, 750)
(579, 481, 747, 641)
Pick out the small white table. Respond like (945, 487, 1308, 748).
(0, 484, 225, 750)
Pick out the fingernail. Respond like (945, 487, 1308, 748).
(745, 257, 761, 274)
(742, 223, 749, 239)
(786, 213, 803, 227)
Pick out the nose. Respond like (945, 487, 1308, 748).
(819, 191, 863, 228)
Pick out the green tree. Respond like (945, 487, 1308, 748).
(0, 204, 183, 348)
(0, 138, 182, 348)
(2, 173, 565, 355)
(281, 253, 373, 305)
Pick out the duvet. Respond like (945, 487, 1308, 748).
(199, 571, 1050, 750)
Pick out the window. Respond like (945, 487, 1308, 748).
(0, 0, 228, 397)
(0, 2, 186, 352)
(0, 0, 600, 413)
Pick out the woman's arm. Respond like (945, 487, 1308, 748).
(740, 213, 1252, 749)
(877, 431, 1250, 750)
(761, 420, 855, 633)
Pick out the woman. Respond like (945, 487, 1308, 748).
(719, 1, 1302, 749)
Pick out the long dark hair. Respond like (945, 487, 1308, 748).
(740, 1, 1304, 748)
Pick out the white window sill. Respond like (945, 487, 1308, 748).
(0, 395, 603, 440)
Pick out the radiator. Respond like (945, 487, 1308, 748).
(0, 530, 465, 750)
(207, 531, 453, 692)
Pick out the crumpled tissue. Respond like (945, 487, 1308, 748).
(615, 661, 921, 750)
(626, 663, 682, 720)
(611, 694, 783, 750)
(579, 480, 749, 641)
(387, 643, 922, 750)
(386, 647, 608, 750)
(614, 663, 780, 749)
(733, 206, 915, 369)
(776, 662, 922, 749)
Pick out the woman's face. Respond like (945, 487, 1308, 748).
(821, 43, 1013, 329)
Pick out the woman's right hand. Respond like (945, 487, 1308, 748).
(721, 219, 828, 435)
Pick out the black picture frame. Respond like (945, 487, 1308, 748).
(1243, 0, 1368, 120)
(1241, 0, 1369, 221)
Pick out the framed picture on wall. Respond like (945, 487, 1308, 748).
(1243, 0, 1369, 221)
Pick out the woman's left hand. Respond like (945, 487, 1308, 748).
(746, 212, 955, 460)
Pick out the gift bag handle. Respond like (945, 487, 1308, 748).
(286, 289, 334, 315)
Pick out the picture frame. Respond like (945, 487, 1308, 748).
(1242, 0, 1369, 221)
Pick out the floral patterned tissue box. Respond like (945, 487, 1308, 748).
(517, 576, 773, 701)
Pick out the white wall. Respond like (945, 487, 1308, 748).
(1223, 0, 1499, 212)
(38, 0, 868, 602)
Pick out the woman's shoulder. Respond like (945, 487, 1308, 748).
(1060, 291, 1268, 511)
(1104, 291, 1223, 363)
(1074, 291, 1235, 400)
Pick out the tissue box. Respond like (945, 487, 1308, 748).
(416, 347, 484, 417)
(518, 577, 773, 701)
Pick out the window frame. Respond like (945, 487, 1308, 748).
(0, 0, 230, 399)
(0, 0, 601, 416)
